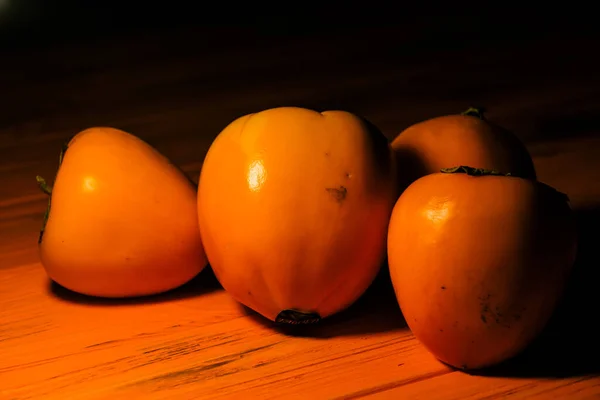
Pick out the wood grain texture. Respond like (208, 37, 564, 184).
(1, 25, 600, 399)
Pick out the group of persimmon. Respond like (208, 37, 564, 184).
(36, 106, 577, 372)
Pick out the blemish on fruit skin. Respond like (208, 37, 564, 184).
(326, 186, 347, 203)
(345, 172, 352, 179)
(479, 294, 515, 328)
(441, 286, 446, 290)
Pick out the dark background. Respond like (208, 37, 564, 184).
(1, 3, 599, 150)
(1, 2, 597, 51)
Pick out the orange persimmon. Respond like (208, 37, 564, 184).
(391, 108, 537, 193)
(38, 127, 207, 298)
(197, 107, 396, 324)
(387, 166, 577, 370)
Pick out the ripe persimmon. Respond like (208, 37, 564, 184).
(197, 107, 396, 324)
(391, 108, 537, 193)
(387, 166, 577, 370)
(38, 127, 207, 298)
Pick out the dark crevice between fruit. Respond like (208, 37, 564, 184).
(537, 181, 571, 204)
(36, 138, 70, 244)
(461, 106, 487, 120)
(171, 161, 198, 189)
(275, 309, 321, 325)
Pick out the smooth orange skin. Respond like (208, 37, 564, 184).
(197, 107, 396, 321)
(387, 172, 577, 370)
(391, 114, 537, 193)
(40, 127, 207, 298)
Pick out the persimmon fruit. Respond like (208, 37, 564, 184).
(197, 107, 396, 324)
(37, 127, 207, 298)
(391, 107, 537, 193)
(387, 166, 577, 370)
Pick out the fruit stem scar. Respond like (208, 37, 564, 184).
(461, 106, 487, 120)
(325, 186, 347, 203)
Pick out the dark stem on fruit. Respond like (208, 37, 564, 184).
(36, 176, 52, 244)
(275, 309, 321, 325)
(461, 107, 487, 120)
(442, 166, 571, 202)
(36, 137, 71, 244)
(36, 176, 52, 195)
(440, 165, 512, 177)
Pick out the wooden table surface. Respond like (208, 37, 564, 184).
(1, 24, 600, 399)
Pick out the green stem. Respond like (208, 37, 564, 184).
(461, 107, 486, 120)
(36, 176, 52, 195)
(36, 136, 72, 244)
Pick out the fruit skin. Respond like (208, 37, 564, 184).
(391, 108, 537, 194)
(387, 167, 577, 370)
(39, 127, 207, 298)
(197, 107, 396, 323)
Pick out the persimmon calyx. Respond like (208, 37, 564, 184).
(36, 176, 52, 195)
(36, 136, 71, 244)
(275, 309, 321, 325)
(461, 107, 487, 120)
(440, 166, 512, 177)
(36, 175, 52, 244)
(441, 166, 571, 203)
